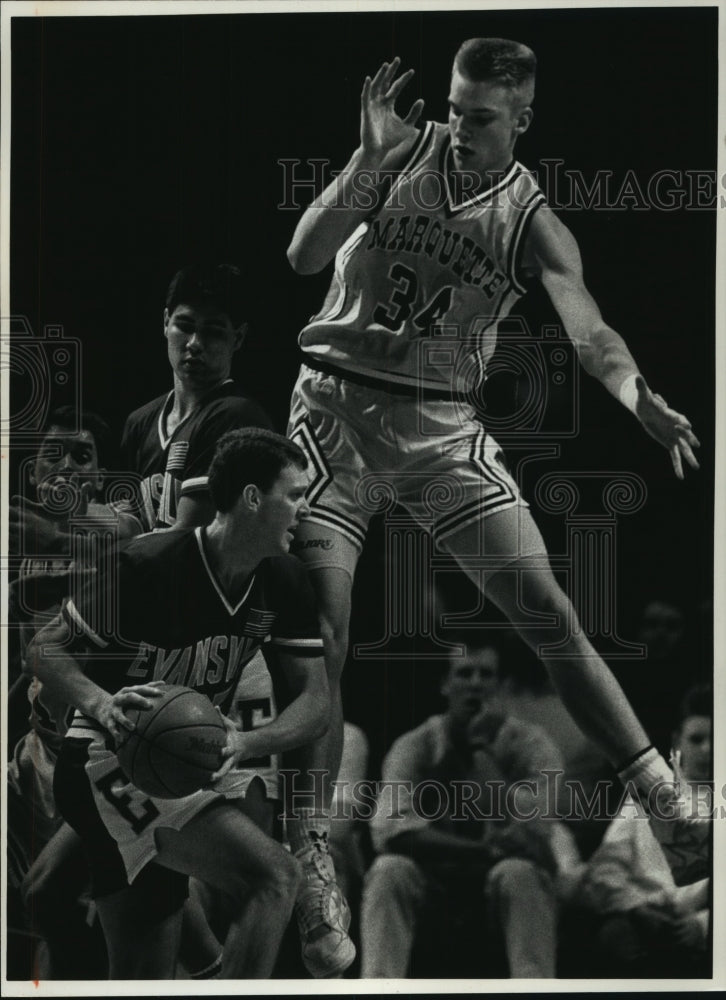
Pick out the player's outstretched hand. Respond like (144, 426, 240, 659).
(8, 496, 68, 554)
(104, 681, 167, 742)
(360, 56, 424, 160)
(634, 376, 700, 479)
(9, 482, 96, 554)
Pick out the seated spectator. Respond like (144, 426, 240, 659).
(573, 683, 711, 977)
(360, 644, 577, 979)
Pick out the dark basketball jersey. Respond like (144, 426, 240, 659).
(120, 380, 271, 531)
(61, 527, 323, 739)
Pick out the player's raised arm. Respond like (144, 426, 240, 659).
(286, 57, 425, 275)
(524, 206, 700, 479)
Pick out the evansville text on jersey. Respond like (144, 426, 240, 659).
(125, 634, 263, 690)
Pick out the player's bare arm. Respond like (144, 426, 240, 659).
(213, 652, 329, 779)
(136, 496, 214, 535)
(171, 493, 216, 531)
(287, 57, 424, 275)
(524, 205, 700, 479)
(27, 616, 164, 742)
(9, 495, 140, 552)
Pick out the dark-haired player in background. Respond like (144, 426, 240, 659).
(28, 428, 329, 979)
(8, 407, 114, 979)
(284, 37, 705, 957)
(117, 263, 272, 534)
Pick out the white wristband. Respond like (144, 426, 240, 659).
(618, 373, 639, 414)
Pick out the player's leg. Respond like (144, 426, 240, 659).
(486, 509, 648, 760)
(53, 737, 188, 979)
(94, 878, 185, 980)
(154, 786, 301, 979)
(441, 505, 708, 884)
(287, 368, 377, 975)
(179, 891, 223, 980)
(284, 566, 357, 976)
(294, 562, 352, 799)
(359, 854, 429, 978)
(422, 416, 651, 762)
(284, 520, 360, 977)
(485, 857, 556, 978)
(287, 369, 368, 806)
(178, 772, 277, 979)
(20, 822, 107, 979)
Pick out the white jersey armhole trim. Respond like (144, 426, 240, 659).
(180, 475, 209, 496)
(272, 636, 325, 649)
(65, 598, 109, 649)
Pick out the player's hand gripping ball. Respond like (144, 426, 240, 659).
(116, 684, 227, 798)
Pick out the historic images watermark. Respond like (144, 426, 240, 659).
(277, 158, 721, 212)
(281, 768, 718, 824)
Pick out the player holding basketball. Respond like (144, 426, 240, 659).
(284, 39, 705, 968)
(28, 428, 329, 979)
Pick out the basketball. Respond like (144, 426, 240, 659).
(116, 684, 228, 799)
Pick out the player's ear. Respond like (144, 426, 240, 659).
(514, 105, 533, 137)
(163, 308, 170, 337)
(241, 483, 261, 510)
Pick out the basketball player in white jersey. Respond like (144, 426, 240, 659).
(284, 39, 704, 973)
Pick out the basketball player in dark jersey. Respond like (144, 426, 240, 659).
(115, 263, 288, 978)
(8, 407, 112, 979)
(116, 263, 272, 534)
(283, 39, 705, 963)
(28, 428, 328, 979)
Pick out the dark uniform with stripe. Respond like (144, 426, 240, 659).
(120, 380, 271, 532)
(53, 527, 323, 896)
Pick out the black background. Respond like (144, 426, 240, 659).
(10, 5, 717, 769)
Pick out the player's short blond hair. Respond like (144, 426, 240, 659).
(454, 38, 536, 108)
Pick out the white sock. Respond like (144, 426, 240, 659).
(286, 807, 331, 856)
(617, 746, 674, 797)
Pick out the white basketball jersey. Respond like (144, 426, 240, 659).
(299, 122, 546, 393)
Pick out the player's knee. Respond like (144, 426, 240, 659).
(257, 849, 302, 902)
(20, 870, 38, 915)
(20, 857, 56, 917)
(487, 856, 552, 896)
(364, 853, 421, 900)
